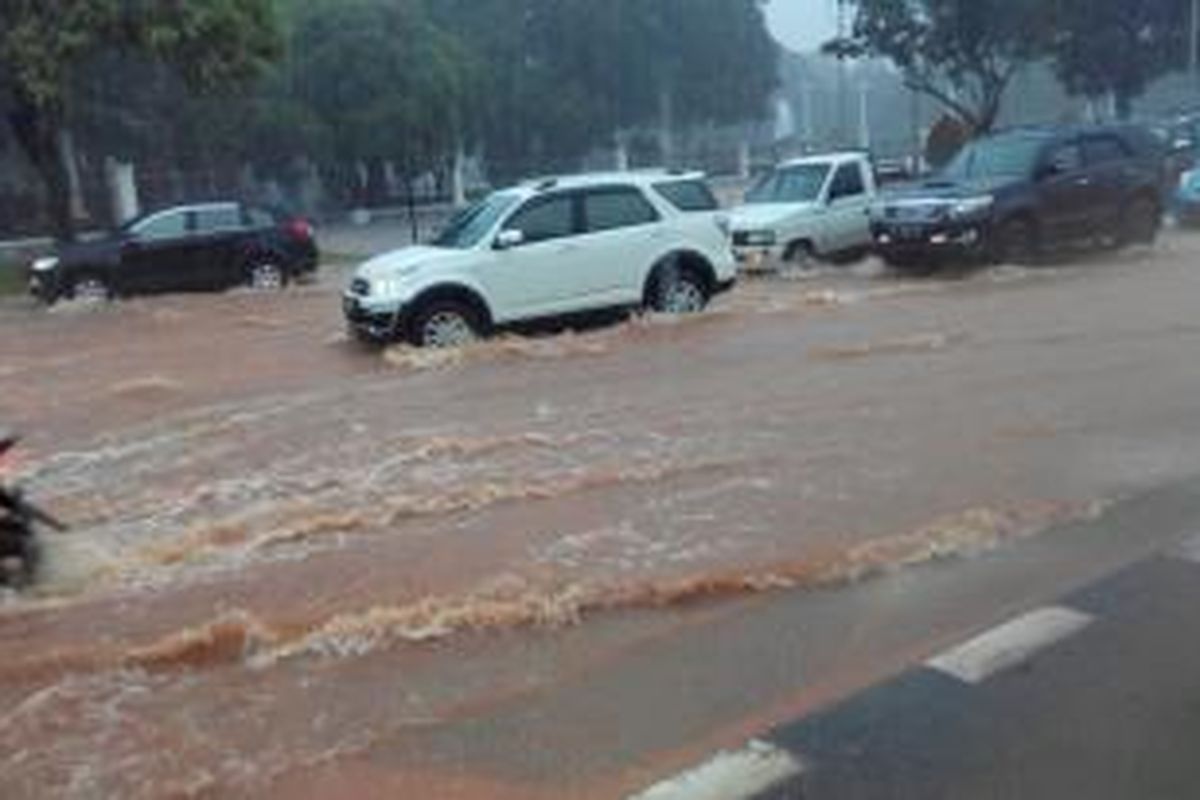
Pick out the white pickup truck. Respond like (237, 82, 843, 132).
(730, 151, 877, 271)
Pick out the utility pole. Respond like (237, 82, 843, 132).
(1192, 0, 1199, 81)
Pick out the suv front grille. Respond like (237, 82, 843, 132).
(732, 232, 751, 246)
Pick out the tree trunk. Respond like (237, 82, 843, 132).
(657, 83, 675, 168)
(59, 129, 88, 224)
(7, 95, 75, 242)
(1114, 91, 1133, 121)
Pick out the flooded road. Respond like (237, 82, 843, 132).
(3, 238, 1200, 797)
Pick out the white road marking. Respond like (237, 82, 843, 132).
(1172, 533, 1200, 564)
(628, 739, 804, 800)
(927, 606, 1094, 685)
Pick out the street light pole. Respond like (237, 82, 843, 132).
(1192, 0, 1199, 79)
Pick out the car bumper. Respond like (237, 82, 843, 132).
(733, 244, 786, 273)
(871, 219, 993, 260)
(343, 293, 409, 342)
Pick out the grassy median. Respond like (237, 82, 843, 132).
(0, 262, 24, 296)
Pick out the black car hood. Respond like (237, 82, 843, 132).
(884, 175, 1017, 202)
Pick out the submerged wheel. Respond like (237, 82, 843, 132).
(410, 300, 483, 348)
(247, 259, 287, 291)
(993, 216, 1039, 265)
(70, 274, 112, 303)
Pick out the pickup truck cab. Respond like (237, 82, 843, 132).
(730, 152, 876, 271)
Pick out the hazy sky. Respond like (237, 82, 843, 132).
(764, 0, 841, 53)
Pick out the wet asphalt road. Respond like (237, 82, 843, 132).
(4, 235, 1200, 797)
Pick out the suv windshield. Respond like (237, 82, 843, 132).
(746, 163, 830, 204)
(433, 192, 521, 249)
(942, 134, 1048, 181)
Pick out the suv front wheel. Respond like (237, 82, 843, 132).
(409, 300, 484, 349)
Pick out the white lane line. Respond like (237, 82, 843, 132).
(628, 739, 804, 800)
(927, 606, 1094, 685)
(1172, 533, 1200, 564)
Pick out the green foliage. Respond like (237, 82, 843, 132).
(1050, 0, 1188, 117)
(829, 0, 1048, 134)
(0, 0, 282, 238)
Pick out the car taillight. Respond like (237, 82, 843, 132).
(285, 218, 313, 241)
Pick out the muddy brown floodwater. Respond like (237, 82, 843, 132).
(3, 239, 1200, 797)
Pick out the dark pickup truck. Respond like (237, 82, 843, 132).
(871, 125, 1166, 270)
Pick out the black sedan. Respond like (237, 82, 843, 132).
(29, 202, 319, 304)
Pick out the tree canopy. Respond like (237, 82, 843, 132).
(826, 0, 1048, 135)
(1, 0, 281, 239)
(1050, 0, 1188, 118)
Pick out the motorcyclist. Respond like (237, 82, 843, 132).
(0, 430, 59, 587)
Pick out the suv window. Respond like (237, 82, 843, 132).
(506, 194, 576, 244)
(653, 179, 719, 212)
(584, 188, 659, 233)
(828, 163, 865, 201)
(132, 210, 189, 240)
(1082, 136, 1129, 165)
(1045, 142, 1084, 174)
(195, 206, 244, 233)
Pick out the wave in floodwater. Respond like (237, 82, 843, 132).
(809, 331, 969, 362)
(0, 498, 1108, 683)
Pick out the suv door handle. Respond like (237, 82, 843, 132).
(1075, 177, 1092, 186)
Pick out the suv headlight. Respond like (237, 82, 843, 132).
(950, 195, 994, 219)
(31, 256, 59, 272)
(741, 230, 777, 247)
(372, 276, 413, 300)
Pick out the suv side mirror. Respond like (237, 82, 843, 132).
(494, 229, 525, 250)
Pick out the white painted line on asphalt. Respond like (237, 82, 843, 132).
(1172, 533, 1200, 564)
(927, 606, 1094, 685)
(628, 739, 804, 800)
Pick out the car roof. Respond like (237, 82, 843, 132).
(515, 169, 708, 195)
(778, 151, 868, 169)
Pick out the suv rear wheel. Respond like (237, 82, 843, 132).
(410, 300, 483, 349)
(1122, 196, 1160, 246)
(650, 262, 709, 315)
(247, 258, 287, 291)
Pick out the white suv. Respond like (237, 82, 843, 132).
(730, 152, 877, 271)
(343, 172, 736, 346)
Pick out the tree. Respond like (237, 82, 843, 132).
(826, 0, 1047, 135)
(287, 0, 475, 205)
(1050, 0, 1188, 119)
(431, 0, 779, 177)
(0, 0, 280, 240)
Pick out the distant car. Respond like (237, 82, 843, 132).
(870, 125, 1165, 270)
(729, 151, 876, 271)
(29, 202, 318, 304)
(1175, 169, 1200, 227)
(343, 171, 735, 347)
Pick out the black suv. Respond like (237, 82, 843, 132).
(871, 126, 1165, 270)
(29, 202, 319, 304)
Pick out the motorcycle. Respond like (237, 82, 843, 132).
(0, 432, 66, 588)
